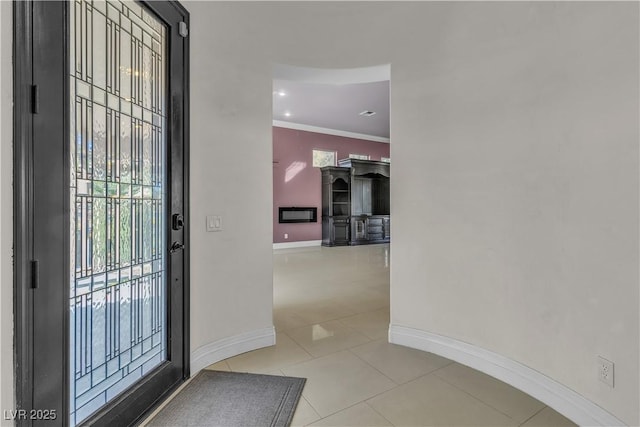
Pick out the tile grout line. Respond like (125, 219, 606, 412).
(303, 393, 396, 426)
(297, 395, 322, 426)
(282, 325, 374, 360)
(222, 331, 316, 373)
(282, 346, 398, 424)
(431, 370, 525, 425)
(347, 341, 457, 387)
(270, 336, 376, 378)
(347, 346, 403, 386)
(279, 330, 316, 360)
(364, 400, 396, 427)
(275, 303, 389, 334)
(274, 312, 360, 334)
(304, 400, 369, 425)
(517, 405, 548, 426)
(285, 343, 394, 421)
(360, 370, 522, 427)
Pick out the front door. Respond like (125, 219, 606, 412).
(14, 1, 189, 425)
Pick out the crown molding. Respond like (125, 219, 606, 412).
(273, 121, 390, 144)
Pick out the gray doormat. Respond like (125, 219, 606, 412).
(148, 370, 306, 427)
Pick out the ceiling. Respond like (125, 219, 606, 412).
(272, 65, 390, 140)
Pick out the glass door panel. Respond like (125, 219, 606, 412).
(69, 1, 167, 424)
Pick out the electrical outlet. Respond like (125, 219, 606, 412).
(284, 233, 288, 239)
(598, 356, 614, 388)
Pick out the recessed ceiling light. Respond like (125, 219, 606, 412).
(359, 110, 376, 117)
(284, 112, 292, 117)
(273, 90, 286, 97)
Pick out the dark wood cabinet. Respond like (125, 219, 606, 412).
(321, 167, 351, 246)
(321, 160, 390, 246)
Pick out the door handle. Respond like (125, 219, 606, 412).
(170, 241, 185, 253)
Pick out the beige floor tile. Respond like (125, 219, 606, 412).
(282, 350, 396, 417)
(274, 308, 314, 332)
(336, 289, 390, 314)
(286, 320, 372, 357)
(287, 300, 358, 325)
(367, 374, 517, 426)
(309, 402, 392, 427)
(351, 339, 453, 384)
(434, 363, 545, 423)
(339, 308, 390, 340)
(270, 245, 555, 427)
(291, 396, 322, 427)
(521, 407, 577, 427)
(225, 333, 313, 374)
(203, 360, 231, 371)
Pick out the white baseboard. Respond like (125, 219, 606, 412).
(388, 325, 625, 427)
(273, 240, 322, 250)
(190, 326, 276, 374)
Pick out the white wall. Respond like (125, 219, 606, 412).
(187, 2, 276, 367)
(0, 2, 637, 425)
(0, 0, 13, 424)
(390, 3, 639, 424)
(186, 2, 639, 425)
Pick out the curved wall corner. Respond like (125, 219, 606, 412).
(190, 327, 276, 374)
(389, 326, 626, 427)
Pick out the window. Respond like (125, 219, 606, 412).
(312, 149, 336, 167)
(349, 153, 370, 160)
(381, 157, 391, 163)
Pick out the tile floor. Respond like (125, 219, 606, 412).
(206, 244, 577, 427)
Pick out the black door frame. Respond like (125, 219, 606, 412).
(13, 1, 190, 425)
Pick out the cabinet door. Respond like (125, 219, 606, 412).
(333, 218, 350, 244)
(352, 217, 367, 241)
(362, 180, 372, 215)
(352, 178, 372, 215)
(367, 217, 384, 241)
(352, 179, 363, 215)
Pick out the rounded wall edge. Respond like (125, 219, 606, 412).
(388, 324, 626, 427)
(190, 326, 276, 375)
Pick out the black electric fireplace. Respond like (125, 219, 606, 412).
(279, 207, 317, 223)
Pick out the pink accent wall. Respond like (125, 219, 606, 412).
(273, 126, 390, 244)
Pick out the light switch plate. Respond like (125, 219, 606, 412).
(206, 215, 222, 232)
